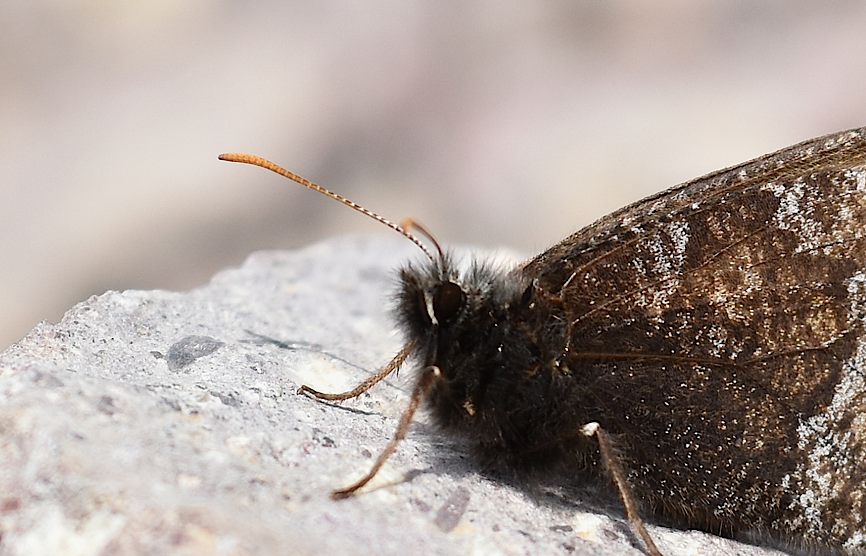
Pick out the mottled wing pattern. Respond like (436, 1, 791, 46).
(522, 128, 866, 548)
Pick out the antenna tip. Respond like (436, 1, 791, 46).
(219, 153, 256, 163)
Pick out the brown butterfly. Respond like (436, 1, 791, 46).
(221, 126, 866, 555)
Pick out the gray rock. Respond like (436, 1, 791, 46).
(0, 236, 784, 556)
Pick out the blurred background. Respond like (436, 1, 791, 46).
(3, 1, 866, 349)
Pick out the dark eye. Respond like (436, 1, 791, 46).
(433, 281, 465, 322)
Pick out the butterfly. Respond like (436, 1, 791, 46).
(221, 126, 866, 555)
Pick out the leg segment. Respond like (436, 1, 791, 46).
(332, 366, 441, 499)
(581, 422, 663, 556)
(298, 341, 415, 401)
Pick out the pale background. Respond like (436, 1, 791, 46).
(3, 1, 866, 349)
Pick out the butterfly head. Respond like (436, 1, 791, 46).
(394, 252, 531, 371)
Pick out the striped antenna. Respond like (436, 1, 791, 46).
(219, 153, 436, 265)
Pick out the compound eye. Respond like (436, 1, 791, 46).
(432, 281, 465, 323)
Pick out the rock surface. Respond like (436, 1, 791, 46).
(0, 236, 785, 555)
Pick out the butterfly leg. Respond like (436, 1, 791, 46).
(331, 365, 441, 499)
(581, 422, 663, 556)
(297, 341, 414, 401)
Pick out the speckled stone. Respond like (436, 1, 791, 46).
(0, 236, 784, 556)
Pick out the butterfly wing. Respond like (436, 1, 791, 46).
(521, 128, 866, 545)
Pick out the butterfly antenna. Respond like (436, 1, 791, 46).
(219, 153, 436, 265)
